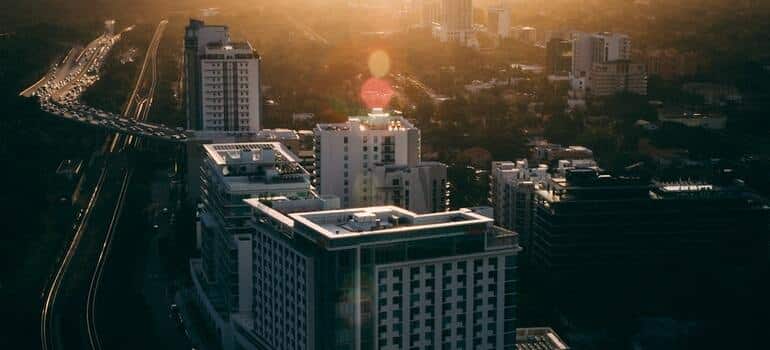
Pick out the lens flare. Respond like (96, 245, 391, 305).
(360, 78, 394, 110)
(368, 50, 390, 78)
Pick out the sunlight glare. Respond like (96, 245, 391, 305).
(368, 50, 390, 78)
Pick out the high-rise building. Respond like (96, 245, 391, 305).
(191, 142, 339, 349)
(314, 109, 448, 213)
(233, 201, 521, 350)
(571, 32, 631, 95)
(545, 38, 572, 76)
(185, 19, 229, 130)
(589, 32, 631, 64)
(185, 20, 262, 133)
(487, 5, 511, 38)
(199, 41, 262, 132)
(419, 0, 441, 27)
(433, 0, 475, 46)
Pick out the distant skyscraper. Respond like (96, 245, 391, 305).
(419, 0, 441, 27)
(433, 0, 475, 46)
(237, 201, 521, 350)
(487, 5, 511, 38)
(314, 109, 447, 212)
(546, 38, 572, 76)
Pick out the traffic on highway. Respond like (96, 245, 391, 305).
(23, 31, 191, 142)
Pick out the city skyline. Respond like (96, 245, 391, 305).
(1, 1, 769, 350)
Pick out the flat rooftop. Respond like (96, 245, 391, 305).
(516, 327, 570, 350)
(289, 206, 491, 239)
(205, 41, 253, 51)
(316, 109, 416, 132)
(203, 142, 300, 166)
(254, 128, 299, 141)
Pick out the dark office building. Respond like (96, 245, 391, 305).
(545, 38, 572, 76)
(531, 169, 768, 282)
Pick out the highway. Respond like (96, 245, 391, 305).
(21, 23, 190, 142)
(394, 73, 451, 103)
(278, 9, 329, 47)
(38, 20, 168, 350)
(85, 20, 166, 350)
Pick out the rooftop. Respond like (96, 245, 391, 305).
(316, 109, 416, 132)
(203, 41, 259, 59)
(537, 171, 769, 206)
(254, 128, 299, 141)
(205, 41, 253, 51)
(204, 142, 298, 165)
(290, 206, 491, 238)
(516, 327, 570, 350)
(246, 201, 520, 250)
(203, 142, 307, 178)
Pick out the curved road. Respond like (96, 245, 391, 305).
(39, 19, 167, 350)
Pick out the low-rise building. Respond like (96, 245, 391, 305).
(658, 111, 727, 130)
(530, 142, 594, 164)
(645, 49, 699, 80)
(588, 61, 647, 97)
(682, 82, 742, 106)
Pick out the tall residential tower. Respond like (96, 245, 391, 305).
(184, 19, 262, 134)
(433, 0, 475, 46)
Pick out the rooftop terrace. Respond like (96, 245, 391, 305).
(204, 142, 299, 165)
(203, 142, 307, 178)
(289, 206, 491, 238)
(316, 109, 416, 132)
(516, 327, 570, 350)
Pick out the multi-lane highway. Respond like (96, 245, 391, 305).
(38, 20, 169, 350)
(21, 23, 190, 142)
(84, 20, 167, 350)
